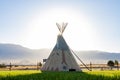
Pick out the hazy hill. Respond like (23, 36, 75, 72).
(76, 51, 120, 64)
(0, 44, 52, 65)
(0, 43, 120, 65)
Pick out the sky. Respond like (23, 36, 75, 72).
(0, 0, 120, 52)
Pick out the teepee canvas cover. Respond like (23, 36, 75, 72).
(41, 23, 81, 71)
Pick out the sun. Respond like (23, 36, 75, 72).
(21, 7, 96, 50)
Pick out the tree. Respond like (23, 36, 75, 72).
(38, 62, 42, 67)
(107, 60, 114, 70)
(0, 63, 6, 68)
(115, 60, 119, 70)
(37, 62, 42, 70)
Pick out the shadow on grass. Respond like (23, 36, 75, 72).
(0, 71, 120, 80)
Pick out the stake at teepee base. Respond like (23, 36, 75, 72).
(41, 23, 82, 71)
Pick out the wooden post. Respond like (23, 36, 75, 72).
(37, 62, 39, 70)
(117, 64, 119, 70)
(9, 62, 12, 71)
(90, 62, 92, 71)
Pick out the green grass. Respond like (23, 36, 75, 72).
(0, 70, 120, 80)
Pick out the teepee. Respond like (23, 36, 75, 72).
(41, 23, 81, 71)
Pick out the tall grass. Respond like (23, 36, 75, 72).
(0, 70, 120, 80)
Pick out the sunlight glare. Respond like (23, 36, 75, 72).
(22, 7, 96, 50)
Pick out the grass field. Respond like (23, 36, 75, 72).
(0, 70, 120, 80)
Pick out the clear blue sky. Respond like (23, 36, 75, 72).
(0, 0, 120, 52)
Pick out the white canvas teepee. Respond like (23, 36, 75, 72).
(41, 23, 81, 71)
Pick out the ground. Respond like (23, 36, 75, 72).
(0, 70, 120, 80)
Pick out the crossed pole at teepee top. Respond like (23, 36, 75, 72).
(56, 22, 68, 34)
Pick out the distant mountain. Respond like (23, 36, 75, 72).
(0, 43, 120, 65)
(0, 43, 51, 65)
(76, 51, 120, 64)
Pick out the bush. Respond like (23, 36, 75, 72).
(107, 60, 114, 70)
(0, 63, 6, 68)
